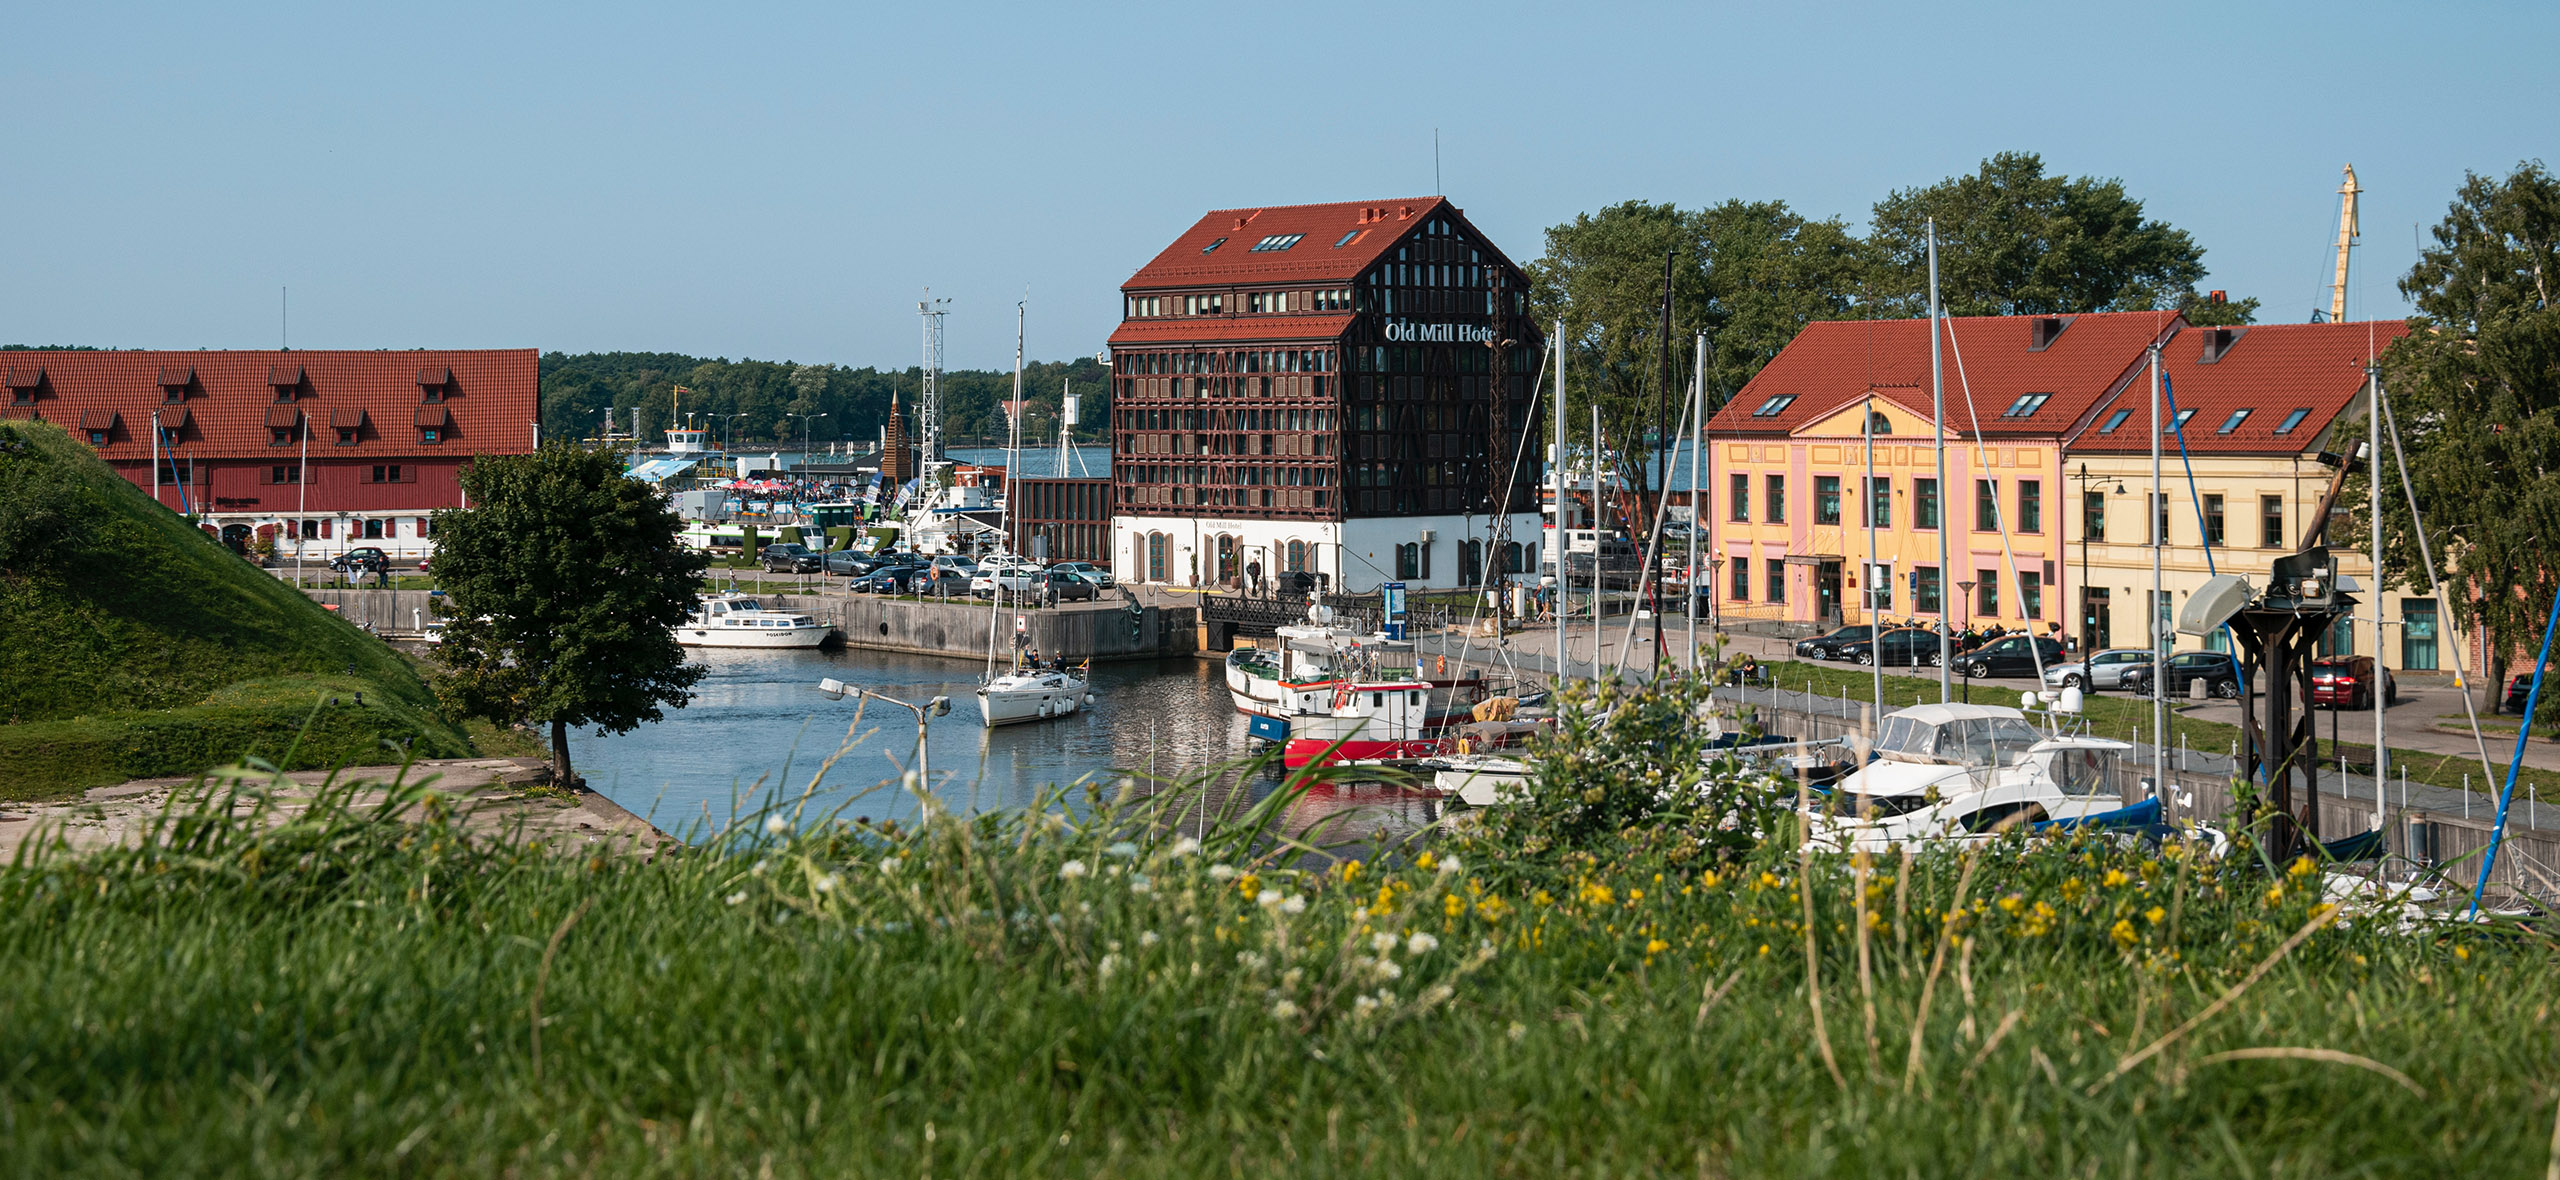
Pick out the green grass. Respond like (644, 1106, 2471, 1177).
(2, 734, 2556, 1176)
(0, 421, 472, 798)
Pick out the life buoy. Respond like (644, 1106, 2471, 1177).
(1435, 655, 1448, 676)
(1332, 682, 1353, 711)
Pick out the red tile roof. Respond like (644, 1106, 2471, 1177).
(6, 349, 537, 460)
(1711, 312, 2180, 438)
(1123, 196, 1493, 290)
(1107, 313, 1360, 348)
(2067, 320, 2406, 454)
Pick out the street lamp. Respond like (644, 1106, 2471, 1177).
(2069, 462, 2128, 662)
(717, 412, 748, 453)
(817, 679, 950, 785)
(1955, 579, 1977, 704)
(787, 413, 830, 500)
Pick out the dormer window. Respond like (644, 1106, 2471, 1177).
(331, 407, 367, 446)
(2163, 408, 2198, 433)
(268, 364, 303, 403)
(79, 410, 118, 446)
(1249, 233, 1303, 252)
(2216, 408, 2252, 434)
(417, 365, 452, 402)
(1334, 229, 1364, 248)
(2274, 407, 2313, 435)
(2197, 327, 2246, 363)
(6, 367, 43, 406)
(2028, 317, 2072, 351)
(2100, 407, 2133, 433)
(158, 366, 193, 404)
(1749, 394, 1796, 417)
(2002, 392, 2052, 418)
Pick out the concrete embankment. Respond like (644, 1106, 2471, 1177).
(300, 586, 1196, 664)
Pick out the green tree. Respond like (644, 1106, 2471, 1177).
(429, 445, 708, 783)
(1865, 151, 2212, 318)
(2375, 161, 2560, 719)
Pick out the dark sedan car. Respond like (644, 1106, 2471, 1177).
(2311, 655, 2397, 709)
(329, 546, 391, 574)
(846, 567, 921, 595)
(2122, 651, 2242, 699)
(759, 542, 823, 573)
(1837, 627, 1943, 668)
(2505, 669, 2558, 713)
(1794, 625, 1874, 661)
(1955, 635, 2068, 680)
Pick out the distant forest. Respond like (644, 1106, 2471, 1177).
(541, 352, 1114, 451)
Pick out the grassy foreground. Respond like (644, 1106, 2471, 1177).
(2, 735, 2556, 1177)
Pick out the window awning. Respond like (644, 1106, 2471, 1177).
(267, 364, 304, 387)
(330, 407, 369, 429)
(156, 366, 194, 387)
(265, 405, 303, 429)
(413, 405, 451, 428)
(79, 410, 119, 431)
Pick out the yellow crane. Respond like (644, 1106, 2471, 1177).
(2329, 165, 2361, 322)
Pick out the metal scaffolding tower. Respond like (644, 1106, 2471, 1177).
(918, 291, 951, 466)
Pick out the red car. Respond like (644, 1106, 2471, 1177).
(2310, 655, 2396, 710)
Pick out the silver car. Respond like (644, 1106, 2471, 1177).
(2043, 647, 2152, 691)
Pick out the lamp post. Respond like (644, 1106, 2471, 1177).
(817, 679, 950, 785)
(2069, 463, 2128, 663)
(718, 412, 747, 453)
(1955, 579, 1977, 703)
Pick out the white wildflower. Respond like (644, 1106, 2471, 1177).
(1208, 864, 1239, 881)
(813, 873, 839, 893)
(750, 858, 771, 876)
(1374, 959, 1404, 981)
(1057, 859, 1089, 881)
(1372, 988, 1398, 1008)
(1104, 841, 1140, 859)
(764, 815, 790, 836)
(1129, 874, 1152, 895)
(1041, 811, 1068, 834)
(1507, 1021, 1528, 1042)
(879, 857, 901, 875)
(1279, 894, 1307, 915)
(1256, 889, 1283, 908)
(1169, 836, 1203, 859)
(1139, 930, 1161, 948)
(1271, 999, 1302, 1021)
(1097, 953, 1124, 979)
(1280, 967, 1304, 989)
(1371, 932, 1400, 955)
(724, 890, 748, 906)
(1436, 855, 1463, 876)
(1105, 864, 1123, 877)
(1236, 951, 1267, 971)
(1404, 932, 1440, 956)
(902, 770, 922, 793)
(1420, 983, 1455, 1006)
(1353, 994, 1380, 1019)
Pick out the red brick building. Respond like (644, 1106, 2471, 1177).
(3, 349, 539, 558)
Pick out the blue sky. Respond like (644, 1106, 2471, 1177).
(7, 1, 2548, 370)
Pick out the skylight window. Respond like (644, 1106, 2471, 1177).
(2002, 392, 2051, 418)
(1334, 229, 1364, 248)
(1201, 237, 1228, 254)
(2100, 408, 2133, 433)
(1250, 234, 1304, 252)
(2163, 408, 2197, 433)
(1750, 395, 1797, 417)
(2216, 408, 2252, 434)
(2273, 407, 2312, 435)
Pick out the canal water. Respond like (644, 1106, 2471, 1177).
(569, 648, 1445, 846)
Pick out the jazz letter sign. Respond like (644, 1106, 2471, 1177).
(1382, 320, 1495, 344)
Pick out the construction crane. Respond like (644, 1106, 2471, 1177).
(2328, 165, 2361, 323)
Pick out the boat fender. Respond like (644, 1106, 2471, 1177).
(1084, 693, 1096, 705)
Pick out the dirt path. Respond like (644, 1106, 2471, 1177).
(0, 757, 672, 862)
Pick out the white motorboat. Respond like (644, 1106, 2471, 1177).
(1427, 754, 1532, 806)
(1807, 702, 2148, 853)
(676, 594, 830, 648)
(976, 665, 1091, 726)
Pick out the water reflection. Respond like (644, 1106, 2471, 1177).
(570, 646, 1443, 849)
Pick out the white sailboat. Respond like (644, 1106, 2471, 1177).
(973, 302, 1094, 728)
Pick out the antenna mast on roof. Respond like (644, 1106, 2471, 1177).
(918, 291, 951, 468)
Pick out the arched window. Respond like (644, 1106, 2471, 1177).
(1868, 410, 1892, 435)
(1459, 539, 1482, 587)
(1285, 539, 1306, 573)
(1147, 533, 1168, 582)
(1216, 535, 1240, 582)
(1502, 541, 1523, 575)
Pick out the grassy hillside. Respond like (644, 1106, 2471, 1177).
(0, 420, 472, 797)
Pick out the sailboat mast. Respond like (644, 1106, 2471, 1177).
(2150, 345, 2166, 799)
(1866, 395, 1882, 730)
(1929, 221, 1951, 701)
(1688, 331, 1703, 666)
(2370, 364, 2386, 827)
(1591, 402, 1601, 673)
(1554, 325, 1567, 683)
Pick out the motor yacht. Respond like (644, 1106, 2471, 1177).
(676, 594, 830, 649)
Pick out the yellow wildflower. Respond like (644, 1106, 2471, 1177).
(2110, 918, 2139, 949)
(2144, 906, 2166, 926)
(1416, 851, 1437, 872)
(1236, 873, 1261, 898)
(2455, 945, 2471, 960)
(1700, 870, 1722, 889)
(2287, 855, 2315, 879)
(2061, 878, 2086, 903)
(2263, 883, 2286, 907)
(1645, 938, 1670, 956)
(1339, 860, 1363, 882)
(1579, 882, 1615, 907)
(1997, 895, 2024, 915)
(2101, 868, 2130, 888)
(1444, 893, 1464, 919)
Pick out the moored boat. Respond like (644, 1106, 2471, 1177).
(676, 594, 830, 648)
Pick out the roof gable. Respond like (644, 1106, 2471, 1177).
(1788, 389, 1950, 440)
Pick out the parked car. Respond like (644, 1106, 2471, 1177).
(1030, 570, 1098, 602)
(968, 557, 1040, 599)
(2505, 668, 2557, 713)
(1837, 627, 1942, 668)
(2121, 651, 2242, 699)
(2042, 648, 2153, 692)
(2310, 655, 2397, 709)
(846, 568, 920, 595)
(824, 550, 894, 577)
(1048, 561, 1114, 589)
(329, 546, 390, 574)
(1794, 625, 1874, 661)
(1955, 635, 2068, 680)
(759, 542, 823, 573)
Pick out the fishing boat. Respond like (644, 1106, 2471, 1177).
(1806, 702, 2150, 853)
(1278, 676, 1449, 768)
(675, 594, 830, 649)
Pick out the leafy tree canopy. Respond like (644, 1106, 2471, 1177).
(2375, 161, 2560, 717)
(540, 352, 1111, 454)
(1866, 151, 2213, 319)
(430, 445, 709, 782)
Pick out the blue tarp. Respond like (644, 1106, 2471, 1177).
(2032, 796, 2164, 833)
